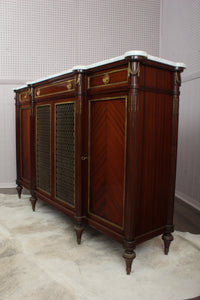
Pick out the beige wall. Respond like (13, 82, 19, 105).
(0, 0, 160, 187)
(0, 0, 160, 81)
(160, 0, 200, 209)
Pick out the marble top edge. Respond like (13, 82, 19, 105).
(27, 68, 74, 85)
(72, 65, 88, 70)
(14, 51, 186, 88)
(85, 55, 125, 69)
(147, 54, 186, 68)
(13, 85, 28, 91)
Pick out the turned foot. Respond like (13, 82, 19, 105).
(30, 196, 37, 212)
(162, 233, 173, 255)
(74, 225, 84, 245)
(123, 250, 136, 275)
(16, 185, 23, 199)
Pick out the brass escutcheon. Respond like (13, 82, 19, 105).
(102, 73, 110, 85)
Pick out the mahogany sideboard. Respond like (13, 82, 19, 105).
(14, 50, 185, 274)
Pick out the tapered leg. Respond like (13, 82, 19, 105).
(74, 225, 85, 245)
(123, 249, 136, 275)
(16, 185, 23, 199)
(30, 196, 37, 212)
(162, 233, 173, 255)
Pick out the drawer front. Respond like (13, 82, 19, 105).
(88, 68, 128, 89)
(34, 79, 75, 99)
(19, 89, 31, 103)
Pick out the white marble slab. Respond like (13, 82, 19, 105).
(13, 85, 28, 91)
(27, 68, 74, 85)
(15, 50, 186, 88)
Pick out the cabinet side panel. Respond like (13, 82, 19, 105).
(55, 102, 75, 206)
(135, 92, 173, 236)
(88, 98, 126, 228)
(36, 105, 51, 194)
(20, 108, 31, 182)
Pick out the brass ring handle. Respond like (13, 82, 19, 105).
(102, 74, 110, 85)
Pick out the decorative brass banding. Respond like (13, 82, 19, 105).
(66, 82, 72, 90)
(36, 89, 41, 96)
(102, 73, 110, 85)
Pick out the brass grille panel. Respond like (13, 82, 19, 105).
(36, 105, 51, 193)
(56, 103, 75, 205)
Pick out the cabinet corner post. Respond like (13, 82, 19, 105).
(74, 69, 87, 244)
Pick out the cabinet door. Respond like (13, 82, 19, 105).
(20, 107, 31, 185)
(55, 101, 75, 207)
(87, 96, 127, 230)
(36, 104, 51, 194)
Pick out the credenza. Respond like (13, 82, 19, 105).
(14, 50, 185, 274)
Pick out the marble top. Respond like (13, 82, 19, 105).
(14, 50, 186, 89)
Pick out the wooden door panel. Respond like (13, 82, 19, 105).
(88, 97, 127, 228)
(20, 108, 31, 181)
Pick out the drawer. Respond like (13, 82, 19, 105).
(34, 78, 75, 99)
(88, 68, 128, 89)
(19, 89, 31, 103)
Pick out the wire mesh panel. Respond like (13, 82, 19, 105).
(55, 102, 75, 205)
(36, 105, 51, 193)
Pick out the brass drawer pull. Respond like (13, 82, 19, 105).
(67, 82, 72, 90)
(102, 73, 110, 85)
(36, 88, 41, 96)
